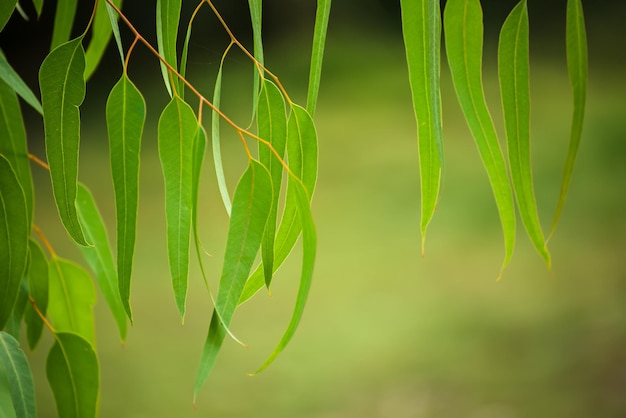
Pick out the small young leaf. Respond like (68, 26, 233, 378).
(105, 2, 125, 64)
(156, 0, 182, 96)
(76, 184, 128, 341)
(194, 159, 272, 399)
(550, 0, 588, 237)
(158, 96, 196, 319)
(40, 36, 90, 246)
(258, 79, 287, 288)
(106, 74, 146, 322)
(306, 0, 332, 116)
(50, 0, 78, 50)
(0, 155, 29, 331)
(400, 0, 444, 254)
(84, 0, 123, 80)
(48, 258, 96, 345)
(47, 332, 99, 418)
(0, 1, 16, 33)
(498, 0, 550, 267)
(0, 331, 36, 418)
(24, 240, 48, 350)
(211, 64, 232, 215)
(0, 50, 43, 115)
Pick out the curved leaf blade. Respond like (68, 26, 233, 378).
(498, 0, 550, 267)
(40, 37, 90, 246)
(156, 0, 181, 96)
(5, 282, 27, 339)
(306, 0, 332, 116)
(0, 332, 36, 418)
(50, 0, 78, 50)
(211, 64, 232, 215)
(24, 240, 48, 350)
(0, 50, 42, 115)
(0, 1, 16, 32)
(84, 0, 123, 80)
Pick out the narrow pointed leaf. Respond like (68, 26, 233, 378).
(84, 0, 123, 80)
(50, 0, 78, 50)
(156, 0, 181, 97)
(254, 177, 316, 373)
(550, 0, 587, 236)
(158, 97, 196, 319)
(306, 0, 331, 116)
(194, 160, 272, 399)
(40, 37, 90, 246)
(32, 0, 43, 17)
(0, 1, 16, 35)
(248, 0, 263, 114)
(0, 332, 36, 418)
(76, 184, 127, 341)
(24, 240, 48, 350)
(258, 79, 287, 288)
(0, 50, 43, 115)
(0, 155, 29, 331)
(48, 258, 96, 345)
(400, 0, 443, 253)
(106, 74, 145, 322)
(5, 283, 27, 339)
(46, 332, 99, 418)
(443, 0, 516, 275)
(211, 64, 232, 215)
(498, 1, 550, 267)
(105, 2, 125, 64)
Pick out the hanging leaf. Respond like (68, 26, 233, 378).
(47, 332, 99, 418)
(32, 0, 43, 18)
(0, 50, 42, 115)
(258, 79, 287, 288)
(0, 1, 16, 32)
(0, 155, 29, 331)
(50, 0, 78, 50)
(0, 332, 36, 418)
(24, 240, 49, 350)
(40, 36, 90, 246)
(0, 365, 18, 418)
(76, 184, 128, 341)
(306, 0, 332, 116)
(158, 96, 196, 319)
(106, 74, 145, 322)
(48, 257, 96, 345)
(156, 0, 181, 96)
(5, 282, 27, 339)
(498, 0, 550, 267)
(211, 63, 232, 215)
(248, 0, 264, 114)
(550, 0, 588, 236)
(400, 0, 444, 254)
(105, 2, 125, 64)
(194, 159, 272, 400)
(84, 0, 123, 80)
(443, 0, 516, 276)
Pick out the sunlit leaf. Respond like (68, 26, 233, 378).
(0, 332, 36, 418)
(84, 0, 123, 80)
(211, 64, 232, 215)
(400, 0, 444, 254)
(306, 0, 332, 116)
(550, 0, 588, 237)
(194, 159, 272, 400)
(47, 332, 99, 418)
(248, 0, 263, 114)
(258, 79, 287, 288)
(106, 74, 145, 322)
(24, 240, 48, 350)
(48, 258, 96, 345)
(158, 96, 196, 319)
(156, 0, 181, 97)
(0, 1, 16, 34)
(50, 0, 77, 50)
(498, 0, 550, 267)
(76, 184, 127, 341)
(105, 2, 124, 64)
(0, 50, 43, 115)
(0, 155, 29, 331)
(40, 36, 90, 246)
(443, 0, 516, 276)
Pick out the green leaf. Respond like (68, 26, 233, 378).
(5, 282, 27, 339)
(32, 0, 43, 18)
(158, 96, 197, 319)
(84, 0, 123, 80)
(106, 74, 145, 322)
(194, 159, 272, 400)
(443, 0, 516, 276)
(0, 366, 18, 418)
(258, 79, 287, 288)
(498, 0, 550, 267)
(47, 332, 99, 418)
(211, 63, 232, 215)
(0, 332, 36, 418)
(400, 0, 444, 254)
(0, 1, 16, 33)
(550, 0, 588, 237)
(50, 0, 78, 50)
(47, 258, 96, 345)
(0, 50, 43, 115)
(0, 77, 34, 225)
(0, 155, 29, 331)
(76, 184, 127, 341)
(24, 240, 48, 350)
(40, 37, 90, 246)
(156, 0, 181, 97)
(248, 0, 263, 114)
(306, 0, 331, 116)
(105, 2, 125, 64)
(254, 177, 316, 374)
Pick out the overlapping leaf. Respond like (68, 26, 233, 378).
(24, 240, 48, 350)
(0, 51, 43, 115)
(0, 332, 36, 418)
(47, 332, 99, 418)
(5, 282, 27, 339)
(400, 0, 443, 253)
(106, 74, 146, 321)
(50, 0, 78, 50)
(158, 96, 197, 319)
(248, 0, 264, 113)
(307, 0, 332, 116)
(84, 0, 123, 79)
(156, 0, 182, 96)
(40, 36, 90, 246)
(211, 64, 232, 215)
(498, 0, 550, 267)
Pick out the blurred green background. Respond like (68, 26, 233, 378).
(3, 0, 626, 417)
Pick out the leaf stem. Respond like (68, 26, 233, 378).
(28, 296, 56, 333)
(33, 224, 57, 258)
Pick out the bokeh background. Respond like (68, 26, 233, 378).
(2, 0, 626, 416)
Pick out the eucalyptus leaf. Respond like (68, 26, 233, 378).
(307, 0, 331, 116)
(0, 367, 18, 418)
(24, 240, 48, 350)
(32, 0, 43, 18)
(0, 1, 16, 36)
(0, 50, 43, 115)
(0, 332, 36, 418)
(84, 0, 123, 80)
(211, 64, 232, 215)
(5, 282, 27, 340)
(105, 2, 125, 64)
(156, 0, 181, 96)
(248, 0, 263, 115)
(50, 0, 77, 50)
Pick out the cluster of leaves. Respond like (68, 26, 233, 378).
(0, 0, 587, 417)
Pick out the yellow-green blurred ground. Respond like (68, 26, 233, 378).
(26, 24, 626, 418)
